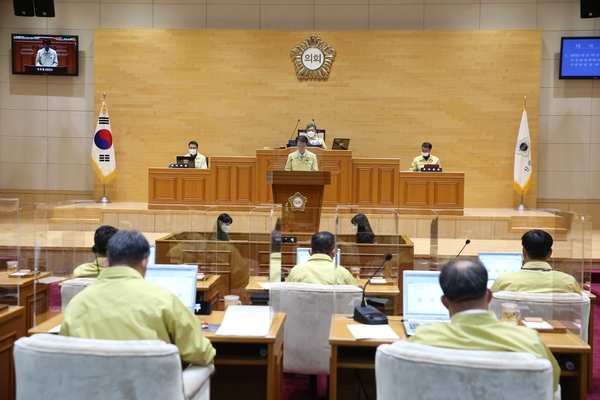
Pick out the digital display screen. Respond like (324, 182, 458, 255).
(559, 37, 600, 79)
(12, 33, 79, 76)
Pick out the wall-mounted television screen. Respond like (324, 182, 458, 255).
(12, 34, 79, 76)
(559, 36, 600, 79)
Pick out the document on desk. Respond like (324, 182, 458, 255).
(257, 282, 271, 290)
(216, 306, 272, 336)
(347, 324, 400, 340)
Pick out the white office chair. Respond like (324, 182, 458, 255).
(376, 341, 558, 400)
(14, 334, 214, 400)
(60, 277, 97, 311)
(490, 291, 590, 342)
(269, 282, 362, 375)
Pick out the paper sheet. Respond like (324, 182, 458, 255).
(38, 276, 67, 284)
(347, 324, 400, 340)
(48, 324, 61, 333)
(257, 282, 271, 290)
(521, 320, 554, 330)
(215, 306, 272, 336)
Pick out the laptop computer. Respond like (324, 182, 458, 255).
(478, 252, 523, 288)
(176, 155, 195, 167)
(144, 264, 198, 312)
(331, 138, 350, 150)
(296, 247, 341, 265)
(403, 270, 450, 335)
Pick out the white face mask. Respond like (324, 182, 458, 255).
(352, 226, 358, 233)
(422, 152, 429, 157)
(221, 225, 230, 233)
(307, 131, 316, 138)
(189, 149, 197, 156)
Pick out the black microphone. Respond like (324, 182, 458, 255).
(289, 119, 300, 140)
(353, 253, 392, 325)
(284, 155, 295, 170)
(455, 239, 471, 258)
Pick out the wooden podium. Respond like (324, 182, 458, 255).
(267, 170, 331, 233)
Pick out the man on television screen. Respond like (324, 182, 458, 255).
(36, 39, 58, 67)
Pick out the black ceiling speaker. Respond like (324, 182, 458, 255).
(13, 0, 34, 16)
(34, 0, 55, 17)
(581, 0, 600, 18)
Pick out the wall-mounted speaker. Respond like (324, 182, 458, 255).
(34, 0, 54, 17)
(13, 0, 34, 16)
(581, 0, 600, 18)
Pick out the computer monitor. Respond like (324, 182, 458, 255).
(176, 156, 195, 167)
(144, 264, 198, 312)
(332, 138, 350, 150)
(296, 247, 341, 265)
(148, 244, 156, 266)
(478, 252, 523, 281)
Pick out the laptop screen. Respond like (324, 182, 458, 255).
(144, 264, 198, 312)
(478, 252, 523, 281)
(296, 247, 341, 265)
(402, 270, 449, 320)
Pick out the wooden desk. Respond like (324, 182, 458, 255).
(328, 314, 590, 400)
(196, 274, 220, 310)
(0, 306, 26, 400)
(0, 272, 51, 330)
(28, 311, 286, 400)
(246, 276, 400, 314)
(199, 311, 285, 400)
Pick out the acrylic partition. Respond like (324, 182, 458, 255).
(331, 207, 403, 338)
(396, 207, 591, 341)
(0, 198, 22, 323)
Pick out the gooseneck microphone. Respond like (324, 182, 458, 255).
(353, 253, 392, 325)
(455, 239, 471, 258)
(290, 119, 300, 141)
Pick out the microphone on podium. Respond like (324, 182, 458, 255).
(287, 119, 300, 148)
(455, 239, 471, 258)
(353, 253, 392, 325)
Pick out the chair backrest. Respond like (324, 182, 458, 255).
(269, 282, 362, 375)
(490, 291, 590, 342)
(14, 334, 187, 400)
(60, 278, 97, 311)
(376, 341, 555, 400)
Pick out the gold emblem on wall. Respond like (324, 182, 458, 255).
(290, 34, 336, 79)
(288, 192, 308, 211)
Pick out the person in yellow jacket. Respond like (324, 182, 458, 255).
(72, 225, 118, 278)
(409, 258, 560, 393)
(61, 230, 215, 366)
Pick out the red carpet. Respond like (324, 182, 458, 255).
(587, 284, 600, 399)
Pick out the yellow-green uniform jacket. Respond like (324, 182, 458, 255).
(284, 150, 318, 171)
(60, 266, 216, 366)
(72, 257, 105, 278)
(409, 154, 440, 171)
(491, 261, 581, 293)
(286, 253, 356, 285)
(408, 310, 560, 392)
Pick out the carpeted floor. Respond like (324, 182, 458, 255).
(283, 286, 600, 400)
(587, 284, 600, 400)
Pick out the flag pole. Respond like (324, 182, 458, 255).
(515, 96, 529, 211)
(96, 92, 112, 204)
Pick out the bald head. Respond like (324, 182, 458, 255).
(439, 259, 491, 314)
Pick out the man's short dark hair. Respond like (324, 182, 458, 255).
(296, 135, 308, 144)
(107, 230, 150, 267)
(522, 229, 553, 260)
(439, 259, 488, 302)
(422, 142, 432, 150)
(42, 39, 51, 45)
(311, 231, 335, 255)
(188, 140, 198, 147)
(91, 225, 118, 255)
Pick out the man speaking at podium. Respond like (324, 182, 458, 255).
(284, 136, 319, 171)
(409, 142, 440, 171)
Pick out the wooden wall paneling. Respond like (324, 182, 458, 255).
(400, 175, 430, 206)
(321, 150, 352, 206)
(181, 174, 209, 203)
(375, 162, 399, 206)
(231, 158, 257, 204)
(432, 174, 464, 207)
(213, 164, 234, 203)
(95, 29, 541, 208)
(353, 163, 377, 205)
